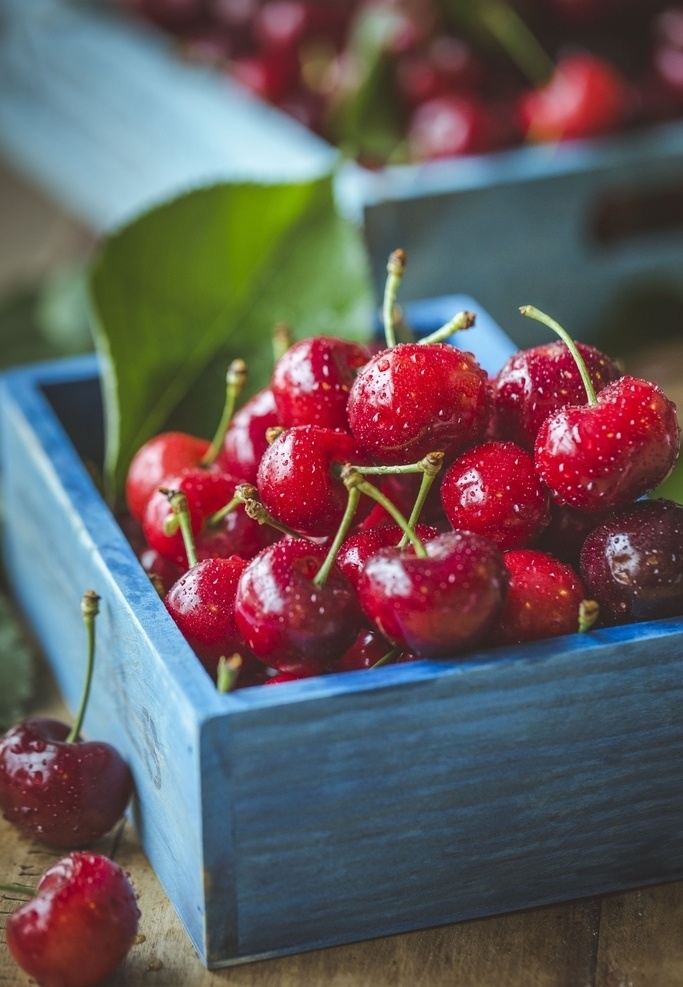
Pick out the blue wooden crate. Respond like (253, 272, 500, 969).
(1, 296, 683, 968)
(3, 2, 683, 348)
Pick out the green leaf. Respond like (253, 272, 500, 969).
(88, 175, 374, 507)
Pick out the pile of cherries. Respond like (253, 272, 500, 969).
(124, 249, 683, 689)
(123, 0, 683, 163)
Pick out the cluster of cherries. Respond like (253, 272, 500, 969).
(0, 593, 139, 987)
(123, 0, 683, 163)
(122, 248, 682, 691)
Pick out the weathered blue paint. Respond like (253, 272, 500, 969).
(1, 299, 682, 968)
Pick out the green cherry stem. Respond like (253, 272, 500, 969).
(0, 882, 37, 898)
(243, 498, 308, 540)
(162, 489, 198, 569)
(206, 483, 258, 529)
(520, 305, 598, 406)
(216, 654, 243, 693)
(399, 452, 444, 547)
(370, 646, 400, 668)
(578, 600, 600, 633)
(342, 466, 428, 558)
(199, 359, 248, 469)
(418, 310, 476, 345)
(272, 323, 294, 363)
(66, 590, 100, 744)
(383, 248, 407, 348)
(312, 485, 362, 589)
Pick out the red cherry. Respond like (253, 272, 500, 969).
(490, 548, 590, 645)
(256, 424, 371, 537)
(336, 626, 396, 670)
(518, 53, 634, 142)
(216, 387, 280, 484)
(142, 467, 271, 567)
(125, 431, 211, 523)
(492, 340, 622, 452)
(407, 93, 503, 160)
(441, 440, 551, 550)
(165, 556, 262, 679)
(534, 375, 680, 513)
(234, 536, 362, 672)
(270, 334, 371, 429)
(6, 852, 139, 987)
(0, 718, 132, 848)
(347, 342, 491, 466)
(336, 522, 439, 591)
(357, 530, 508, 657)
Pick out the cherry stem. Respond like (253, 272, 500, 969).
(163, 489, 198, 569)
(475, 0, 555, 87)
(578, 600, 600, 633)
(216, 654, 243, 693)
(243, 498, 307, 540)
(383, 248, 407, 348)
(199, 359, 248, 469)
(207, 483, 258, 528)
(398, 452, 444, 547)
(313, 486, 362, 588)
(66, 590, 100, 744)
(341, 466, 428, 558)
(272, 322, 294, 363)
(520, 305, 598, 406)
(418, 310, 476, 346)
(0, 881, 37, 898)
(371, 646, 400, 668)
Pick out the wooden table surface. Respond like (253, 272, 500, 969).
(3, 669, 683, 987)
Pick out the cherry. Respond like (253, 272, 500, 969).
(347, 340, 491, 466)
(489, 548, 595, 645)
(491, 340, 622, 452)
(234, 535, 362, 672)
(216, 386, 280, 485)
(579, 498, 683, 625)
(535, 500, 604, 569)
(523, 306, 680, 513)
(142, 469, 272, 567)
(4, 852, 140, 987)
(357, 530, 508, 658)
(125, 431, 211, 524)
(440, 440, 551, 550)
(0, 592, 133, 848)
(256, 424, 371, 537)
(336, 626, 395, 671)
(337, 521, 440, 591)
(270, 334, 371, 429)
(518, 52, 634, 142)
(407, 93, 505, 160)
(165, 556, 263, 680)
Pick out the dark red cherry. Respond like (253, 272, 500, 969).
(0, 718, 132, 848)
(492, 340, 622, 452)
(441, 440, 551, 551)
(256, 424, 370, 537)
(579, 498, 683, 625)
(347, 342, 491, 466)
(336, 626, 395, 671)
(234, 536, 362, 672)
(357, 530, 508, 658)
(534, 375, 680, 513)
(407, 93, 503, 160)
(490, 549, 590, 645)
(270, 334, 371, 429)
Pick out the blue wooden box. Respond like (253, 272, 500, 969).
(3, 2, 683, 347)
(1, 296, 683, 968)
